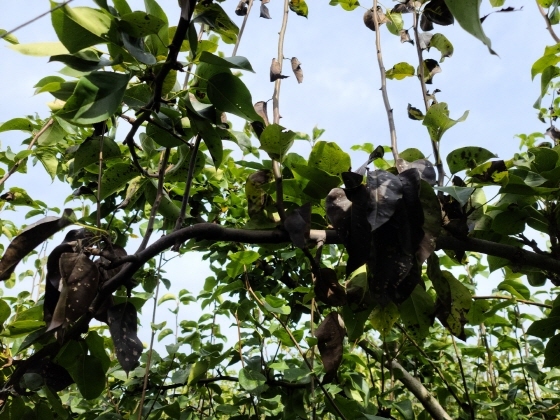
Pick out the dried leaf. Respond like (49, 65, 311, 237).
(396, 158, 436, 186)
(392, 3, 414, 13)
(48, 253, 100, 331)
(315, 268, 347, 307)
(399, 29, 413, 44)
(418, 32, 433, 50)
(0, 209, 75, 280)
(284, 203, 311, 249)
(326, 188, 351, 242)
(260, 3, 272, 19)
(291, 57, 303, 83)
(107, 302, 143, 374)
(245, 170, 273, 218)
(420, 13, 433, 31)
(363, 7, 389, 31)
(407, 103, 425, 120)
(270, 58, 288, 81)
(235, 0, 248, 16)
(315, 311, 345, 383)
(254, 101, 270, 126)
(423, 0, 454, 26)
(366, 170, 403, 231)
(420, 58, 441, 84)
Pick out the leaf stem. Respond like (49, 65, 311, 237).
(372, 0, 398, 161)
(451, 335, 475, 420)
(0, 118, 53, 188)
(472, 295, 552, 309)
(412, 8, 444, 186)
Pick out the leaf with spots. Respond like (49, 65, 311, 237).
(107, 302, 143, 374)
(423, 102, 468, 142)
(48, 252, 100, 331)
(99, 163, 141, 200)
(308, 141, 351, 177)
(429, 33, 454, 62)
(446, 146, 496, 174)
(399, 285, 435, 341)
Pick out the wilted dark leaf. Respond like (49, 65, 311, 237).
(48, 253, 100, 331)
(420, 58, 441, 84)
(0, 209, 75, 281)
(107, 302, 143, 374)
(407, 103, 424, 120)
(326, 188, 351, 242)
(423, 0, 454, 26)
(25, 358, 73, 392)
(235, 0, 248, 16)
(254, 101, 270, 126)
(396, 158, 436, 185)
(399, 29, 413, 44)
(366, 170, 403, 231)
(284, 203, 311, 249)
(291, 57, 303, 83)
(315, 311, 345, 383)
(270, 58, 289, 81)
(260, 3, 272, 19)
(363, 6, 389, 31)
(420, 13, 434, 31)
(315, 268, 347, 306)
(392, 3, 414, 13)
(246, 170, 273, 219)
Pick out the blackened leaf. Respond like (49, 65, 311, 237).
(235, 0, 248, 16)
(363, 7, 388, 31)
(270, 58, 289, 81)
(291, 57, 303, 83)
(107, 302, 143, 374)
(0, 209, 75, 281)
(260, 3, 272, 19)
(326, 188, 351, 235)
(345, 265, 370, 306)
(407, 103, 424, 121)
(284, 203, 311, 249)
(544, 334, 560, 367)
(315, 268, 347, 306)
(396, 158, 437, 185)
(420, 13, 434, 31)
(254, 101, 270, 126)
(423, 0, 454, 26)
(393, 3, 414, 13)
(398, 168, 425, 253)
(315, 311, 345, 383)
(417, 181, 442, 262)
(48, 253, 100, 331)
(96, 245, 128, 284)
(419, 58, 441, 84)
(366, 170, 403, 231)
(25, 359, 73, 392)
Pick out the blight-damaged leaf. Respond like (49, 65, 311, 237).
(370, 301, 399, 336)
(399, 285, 435, 341)
(0, 210, 75, 280)
(291, 57, 303, 83)
(315, 268, 347, 307)
(260, 3, 272, 19)
(429, 33, 454, 62)
(422, 102, 468, 143)
(259, 123, 297, 161)
(308, 141, 350, 177)
(366, 170, 403, 231)
(289, 0, 309, 18)
(386, 62, 415, 80)
(315, 311, 345, 383)
(254, 101, 270, 126)
(284, 203, 311, 249)
(270, 58, 289, 81)
(107, 303, 143, 374)
(446, 146, 496, 174)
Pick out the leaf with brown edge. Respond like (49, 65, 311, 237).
(0, 209, 75, 281)
(107, 302, 143, 375)
(419, 59, 441, 84)
(260, 3, 271, 19)
(315, 268, 346, 307)
(399, 29, 413, 44)
(270, 58, 288, 81)
(235, 0, 248, 16)
(254, 101, 270, 126)
(291, 57, 303, 83)
(406, 103, 424, 121)
(48, 253, 99, 331)
(284, 203, 311, 249)
(315, 311, 345, 383)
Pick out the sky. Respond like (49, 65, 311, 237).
(0, 1, 555, 347)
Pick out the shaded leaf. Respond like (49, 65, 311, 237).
(370, 302, 399, 335)
(366, 170, 403, 231)
(207, 73, 262, 122)
(399, 285, 435, 341)
(284, 203, 311, 249)
(423, 102, 469, 142)
(315, 311, 345, 383)
(315, 268, 347, 306)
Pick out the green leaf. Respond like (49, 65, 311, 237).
(56, 72, 130, 125)
(0, 29, 18, 45)
(386, 62, 415, 80)
(144, 180, 181, 220)
(118, 12, 165, 37)
(190, 117, 223, 168)
(399, 286, 435, 342)
(497, 279, 531, 300)
(429, 33, 454, 62)
(289, 0, 309, 17)
(0, 299, 11, 326)
(386, 12, 404, 35)
(308, 141, 351, 177)
(434, 186, 474, 207)
(544, 334, 560, 367)
(199, 51, 255, 72)
(263, 295, 291, 315)
(532, 44, 560, 80)
(370, 302, 399, 336)
(422, 102, 468, 142)
(492, 208, 529, 235)
(51, 2, 115, 54)
(259, 124, 297, 161)
(49, 52, 117, 72)
(238, 368, 267, 393)
(99, 163, 140, 199)
(193, 3, 238, 44)
(0, 320, 44, 338)
(207, 73, 262, 122)
(527, 317, 560, 339)
(0, 118, 33, 133)
(9, 42, 69, 56)
(187, 360, 208, 386)
(329, 0, 360, 12)
(36, 149, 59, 180)
(226, 250, 259, 278)
(446, 146, 496, 174)
(73, 137, 122, 174)
(443, 0, 496, 55)
(291, 164, 342, 199)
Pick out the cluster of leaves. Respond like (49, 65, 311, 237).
(1, 0, 560, 419)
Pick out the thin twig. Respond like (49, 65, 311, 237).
(1, 1, 74, 40)
(138, 254, 163, 420)
(138, 148, 171, 252)
(232, 0, 254, 56)
(373, 0, 398, 161)
(412, 8, 444, 186)
(172, 134, 202, 240)
(271, 0, 291, 222)
(513, 306, 534, 404)
(96, 122, 107, 229)
(0, 118, 53, 188)
(243, 270, 348, 420)
(479, 323, 498, 400)
(451, 335, 475, 420)
(536, 0, 560, 43)
(519, 318, 541, 400)
(473, 295, 552, 309)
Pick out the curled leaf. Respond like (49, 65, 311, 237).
(291, 57, 303, 83)
(235, 0, 248, 16)
(363, 6, 389, 31)
(270, 58, 289, 81)
(315, 311, 345, 383)
(284, 203, 311, 249)
(399, 29, 413, 44)
(107, 302, 143, 375)
(315, 268, 346, 307)
(254, 101, 270, 125)
(260, 3, 272, 19)
(407, 103, 425, 121)
(366, 170, 403, 231)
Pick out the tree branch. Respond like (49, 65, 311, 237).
(536, 0, 560, 43)
(372, 1, 398, 161)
